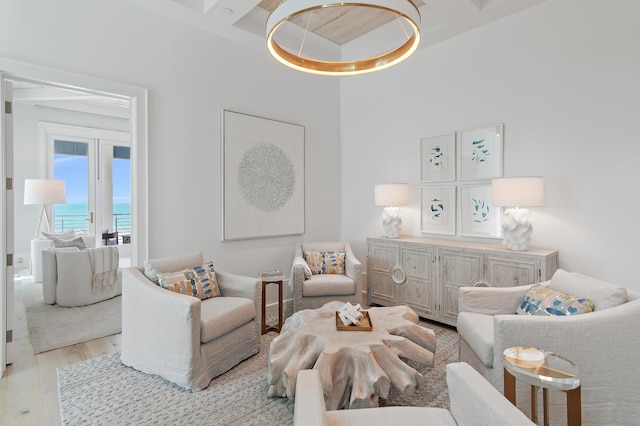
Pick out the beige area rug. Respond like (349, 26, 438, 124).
(21, 280, 122, 354)
(58, 322, 459, 425)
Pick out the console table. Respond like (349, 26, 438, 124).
(367, 236, 558, 326)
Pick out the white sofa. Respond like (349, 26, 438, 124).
(457, 269, 640, 425)
(291, 242, 363, 311)
(42, 245, 121, 307)
(294, 362, 535, 426)
(120, 251, 261, 391)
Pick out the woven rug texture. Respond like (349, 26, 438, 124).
(21, 280, 121, 354)
(58, 320, 458, 426)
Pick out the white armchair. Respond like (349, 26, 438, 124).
(31, 233, 96, 282)
(291, 242, 362, 312)
(42, 245, 121, 307)
(294, 363, 534, 426)
(120, 251, 261, 391)
(457, 269, 640, 425)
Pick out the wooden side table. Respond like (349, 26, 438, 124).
(260, 271, 284, 334)
(503, 346, 581, 426)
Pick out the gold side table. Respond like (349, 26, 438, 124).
(503, 346, 581, 426)
(260, 270, 284, 335)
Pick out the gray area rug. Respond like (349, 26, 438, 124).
(58, 322, 458, 425)
(21, 280, 122, 354)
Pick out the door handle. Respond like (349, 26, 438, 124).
(90, 212, 94, 224)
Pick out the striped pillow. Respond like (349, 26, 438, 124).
(157, 261, 221, 300)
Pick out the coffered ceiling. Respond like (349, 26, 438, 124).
(127, 0, 547, 57)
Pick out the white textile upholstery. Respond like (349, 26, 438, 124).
(291, 242, 363, 311)
(293, 363, 534, 426)
(31, 233, 96, 282)
(42, 246, 121, 307)
(120, 251, 261, 391)
(457, 269, 640, 425)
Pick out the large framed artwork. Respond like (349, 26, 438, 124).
(420, 133, 455, 182)
(420, 185, 456, 235)
(459, 184, 501, 238)
(458, 124, 503, 180)
(222, 110, 305, 240)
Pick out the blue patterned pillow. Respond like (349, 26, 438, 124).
(517, 285, 594, 316)
(304, 251, 346, 275)
(157, 261, 221, 299)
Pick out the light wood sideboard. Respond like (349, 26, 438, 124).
(366, 236, 559, 326)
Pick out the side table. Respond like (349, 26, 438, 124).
(260, 270, 284, 334)
(503, 346, 581, 426)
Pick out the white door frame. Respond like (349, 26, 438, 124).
(0, 57, 149, 373)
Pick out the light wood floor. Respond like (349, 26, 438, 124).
(1, 276, 122, 426)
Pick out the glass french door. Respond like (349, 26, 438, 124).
(47, 130, 131, 250)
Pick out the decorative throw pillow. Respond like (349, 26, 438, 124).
(50, 235, 86, 250)
(516, 285, 594, 316)
(157, 261, 221, 300)
(304, 251, 346, 275)
(42, 230, 75, 240)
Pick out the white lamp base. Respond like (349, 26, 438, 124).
(382, 206, 402, 239)
(501, 208, 533, 251)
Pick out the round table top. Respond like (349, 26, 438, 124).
(503, 346, 580, 391)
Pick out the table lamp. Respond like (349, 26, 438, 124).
(491, 177, 544, 251)
(24, 179, 67, 239)
(375, 183, 409, 239)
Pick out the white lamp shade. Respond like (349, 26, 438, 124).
(375, 183, 409, 206)
(491, 177, 544, 207)
(24, 179, 67, 205)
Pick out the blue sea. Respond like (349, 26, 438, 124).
(54, 202, 130, 233)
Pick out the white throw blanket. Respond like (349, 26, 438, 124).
(87, 247, 119, 293)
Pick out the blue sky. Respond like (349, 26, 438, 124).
(54, 155, 130, 205)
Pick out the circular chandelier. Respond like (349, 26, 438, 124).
(266, 1, 421, 77)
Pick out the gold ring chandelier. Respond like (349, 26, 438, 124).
(266, 1, 421, 76)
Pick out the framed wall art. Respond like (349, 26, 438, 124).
(458, 184, 501, 238)
(458, 124, 503, 180)
(420, 186, 456, 236)
(222, 110, 305, 240)
(420, 133, 455, 182)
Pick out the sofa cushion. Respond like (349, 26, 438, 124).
(143, 251, 204, 282)
(42, 230, 75, 240)
(200, 297, 256, 343)
(456, 312, 495, 368)
(302, 274, 355, 297)
(304, 250, 346, 275)
(549, 269, 627, 311)
(516, 285, 594, 316)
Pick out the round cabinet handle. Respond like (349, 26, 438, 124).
(390, 265, 407, 285)
(473, 281, 490, 287)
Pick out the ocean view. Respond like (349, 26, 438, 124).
(54, 202, 131, 233)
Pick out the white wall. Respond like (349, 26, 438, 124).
(341, 0, 640, 289)
(13, 104, 130, 257)
(0, 0, 342, 299)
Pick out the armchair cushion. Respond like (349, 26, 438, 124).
(516, 285, 594, 316)
(304, 250, 346, 275)
(50, 235, 87, 249)
(456, 312, 495, 367)
(549, 269, 628, 311)
(302, 274, 355, 297)
(200, 296, 256, 343)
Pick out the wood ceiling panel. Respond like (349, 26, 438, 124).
(260, 1, 423, 45)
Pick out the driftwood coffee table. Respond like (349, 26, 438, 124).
(267, 301, 436, 410)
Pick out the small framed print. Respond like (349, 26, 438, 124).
(420, 186, 456, 236)
(458, 124, 503, 180)
(420, 133, 455, 182)
(459, 184, 501, 238)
